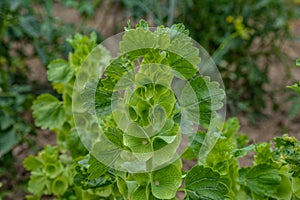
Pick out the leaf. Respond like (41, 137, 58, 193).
(131, 185, 149, 200)
(104, 127, 125, 149)
(120, 29, 156, 53)
(185, 165, 229, 200)
(180, 76, 225, 128)
(272, 174, 292, 200)
(0, 128, 19, 157)
(28, 174, 50, 195)
(135, 19, 149, 30)
(47, 59, 74, 83)
(32, 94, 66, 130)
(91, 137, 122, 168)
(170, 23, 190, 36)
(95, 82, 113, 117)
(51, 176, 68, 195)
(133, 173, 150, 185)
(67, 32, 98, 71)
(222, 117, 240, 138)
(166, 24, 199, 79)
(182, 131, 206, 160)
(232, 144, 254, 158)
(66, 129, 88, 158)
(88, 155, 108, 180)
(117, 177, 128, 197)
(292, 177, 300, 198)
(43, 162, 62, 179)
(254, 143, 275, 166)
(273, 134, 300, 177)
(240, 164, 281, 197)
(19, 16, 40, 38)
(151, 163, 182, 199)
(123, 133, 152, 161)
(23, 155, 43, 171)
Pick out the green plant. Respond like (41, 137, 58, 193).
(0, 0, 104, 198)
(0, 71, 33, 157)
(0, 0, 102, 158)
(24, 21, 300, 199)
(23, 31, 105, 199)
(23, 145, 73, 197)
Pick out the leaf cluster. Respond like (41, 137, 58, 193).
(24, 20, 300, 200)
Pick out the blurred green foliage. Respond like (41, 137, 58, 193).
(0, 0, 101, 159)
(59, 0, 102, 18)
(121, 0, 176, 26)
(176, 0, 295, 119)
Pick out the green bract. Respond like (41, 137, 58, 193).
(23, 145, 73, 197)
(85, 20, 225, 174)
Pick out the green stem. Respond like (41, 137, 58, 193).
(211, 32, 239, 64)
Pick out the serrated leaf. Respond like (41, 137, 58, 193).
(66, 129, 88, 158)
(273, 134, 300, 177)
(120, 29, 156, 53)
(242, 164, 281, 197)
(28, 174, 50, 195)
(91, 137, 122, 168)
(95, 82, 113, 117)
(151, 163, 182, 199)
(23, 155, 43, 171)
(104, 127, 124, 149)
(154, 28, 171, 50)
(135, 19, 149, 30)
(222, 117, 240, 138)
(167, 24, 199, 79)
(47, 59, 74, 83)
(254, 142, 274, 166)
(180, 76, 225, 128)
(185, 165, 229, 200)
(170, 23, 189, 36)
(32, 94, 66, 130)
(88, 155, 108, 180)
(232, 144, 254, 158)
